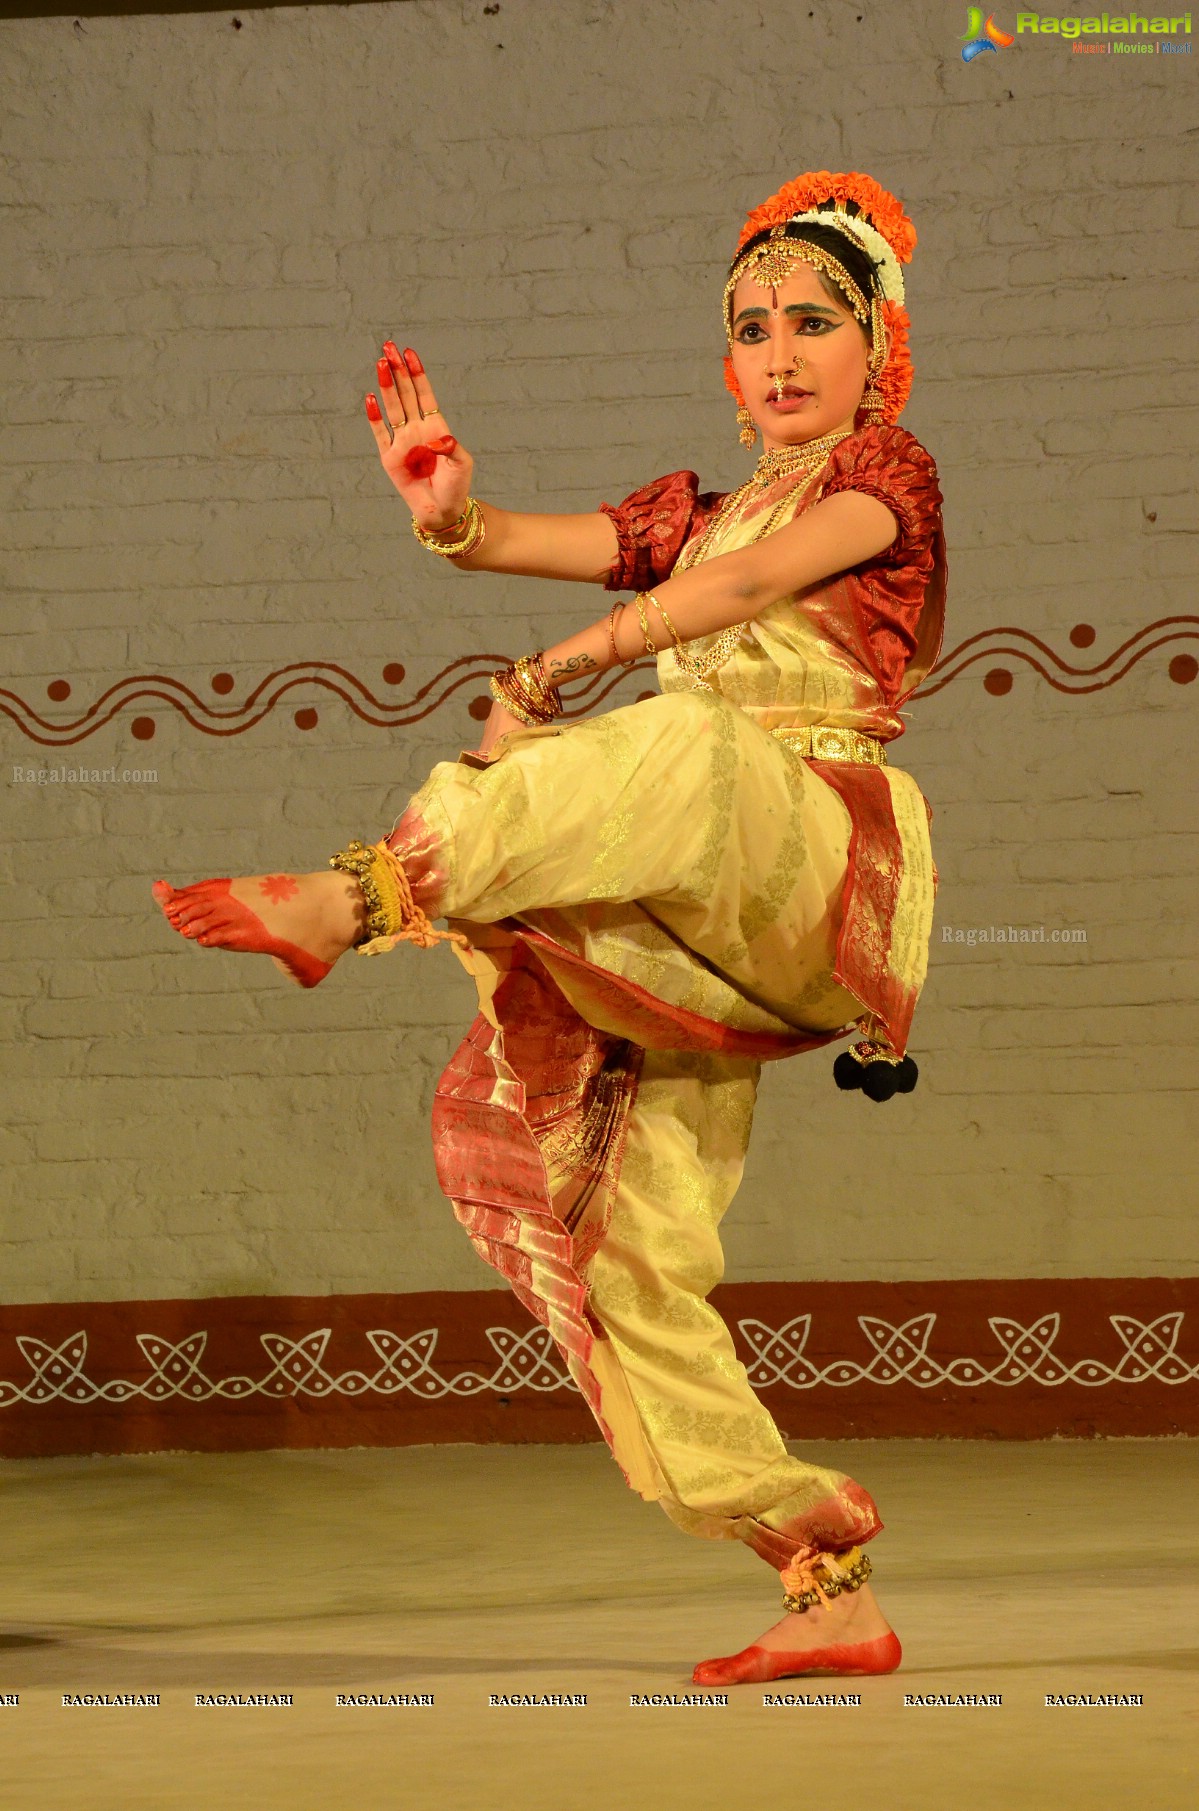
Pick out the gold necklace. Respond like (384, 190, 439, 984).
(669, 427, 856, 687)
(751, 425, 855, 489)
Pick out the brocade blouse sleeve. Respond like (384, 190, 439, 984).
(816, 424, 943, 565)
(598, 470, 727, 592)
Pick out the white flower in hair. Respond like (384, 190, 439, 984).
(786, 207, 906, 306)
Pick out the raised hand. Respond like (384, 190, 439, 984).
(365, 343, 473, 531)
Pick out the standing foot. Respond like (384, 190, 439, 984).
(152, 870, 366, 987)
(692, 1581, 900, 1687)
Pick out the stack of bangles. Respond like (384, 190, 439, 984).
(411, 496, 487, 560)
(489, 592, 697, 730)
(488, 652, 562, 727)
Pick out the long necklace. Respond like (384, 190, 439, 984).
(670, 426, 856, 687)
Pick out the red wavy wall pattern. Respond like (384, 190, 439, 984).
(3, 619, 1197, 747)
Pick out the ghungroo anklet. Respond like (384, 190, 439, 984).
(327, 838, 467, 957)
(780, 1546, 873, 1615)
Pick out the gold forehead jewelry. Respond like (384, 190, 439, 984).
(723, 226, 870, 344)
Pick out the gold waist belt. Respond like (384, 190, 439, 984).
(770, 724, 888, 767)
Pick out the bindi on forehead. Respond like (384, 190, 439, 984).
(732, 274, 844, 317)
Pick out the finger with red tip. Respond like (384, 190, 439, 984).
(365, 394, 383, 422)
(376, 357, 406, 432)
(385, 344, 420, 421)
(428, 435, 458, 457)
(403, 349, 442, 420)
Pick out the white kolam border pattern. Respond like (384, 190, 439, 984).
(1, 1311, 1195, 1410)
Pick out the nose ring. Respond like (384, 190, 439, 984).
(770, 357, 807, 402)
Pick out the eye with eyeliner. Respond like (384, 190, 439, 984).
(735, 316, 834, 344)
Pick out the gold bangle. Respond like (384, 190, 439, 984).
(608, 601, 637, 671)
(488, 673, 542, 727)
(513, 653, 557, 718)
(641, 590, 712, 684)
(644, 591, 684, 654)
(634, 592, 661, 656)
(488, 652, 562, 727)
(412, 497, 487, 560)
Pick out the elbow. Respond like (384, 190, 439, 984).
(731, 570, 773, 608)
(735, 578, 776, 613)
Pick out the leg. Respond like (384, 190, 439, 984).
(154, 692, 854, 1018)
(585, 1048, 899, 1684)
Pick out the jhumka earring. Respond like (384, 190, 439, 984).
(736, 405, 756, 449)
(859, 302, 888, 423)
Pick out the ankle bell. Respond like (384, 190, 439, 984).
(327, 837, 466, 957)
(780, 1546, 873, 1615)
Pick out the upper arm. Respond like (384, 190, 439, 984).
(728, 490, 901, 606)
(480, 469, 708, 589)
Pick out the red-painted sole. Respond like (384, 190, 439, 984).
(691, 1631, 902, 1687)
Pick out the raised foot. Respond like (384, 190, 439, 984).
(692, 1631, 902, 1688)
(151, 873, 348, 988)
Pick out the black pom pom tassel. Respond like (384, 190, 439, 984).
(832, 1038, 919, 1103)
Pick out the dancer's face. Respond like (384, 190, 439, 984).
(728, 267, 882, 450)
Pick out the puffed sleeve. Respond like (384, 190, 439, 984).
(598, 470, 727, 592)
(816, 424, 942, 563)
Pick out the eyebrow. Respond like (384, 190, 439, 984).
(731, 302, 842, 326)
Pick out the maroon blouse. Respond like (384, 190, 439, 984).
(599, 423, 945, 706)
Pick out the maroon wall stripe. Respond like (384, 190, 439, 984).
(1, 1278, 1195, 1458)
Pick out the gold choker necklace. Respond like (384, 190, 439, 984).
(753, 427, 855, 488)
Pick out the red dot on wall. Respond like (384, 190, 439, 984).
(983, 668, 1013, 696)
(637, 691, 656, 702)
(131, 716, 156, 740)
(383, 662, 406, 686)
(294, 708, 318, 730)
(211, 672, 235, 695)
(47, 679, 71, 702)
(1168, 654, 1198, 685)
(1068, 623, 1096, 649)
(468, 696, 492, 721)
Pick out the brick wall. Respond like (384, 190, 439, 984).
(2, 0, 1196, 1316)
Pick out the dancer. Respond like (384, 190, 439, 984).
(154, 170, 945, 1686)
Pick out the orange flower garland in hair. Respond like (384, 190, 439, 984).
(722, 169, 917, 428)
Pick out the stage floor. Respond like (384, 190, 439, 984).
(1, 1438, 1195, 1809)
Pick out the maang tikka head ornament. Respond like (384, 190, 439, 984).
(723, 170, 918, 445)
